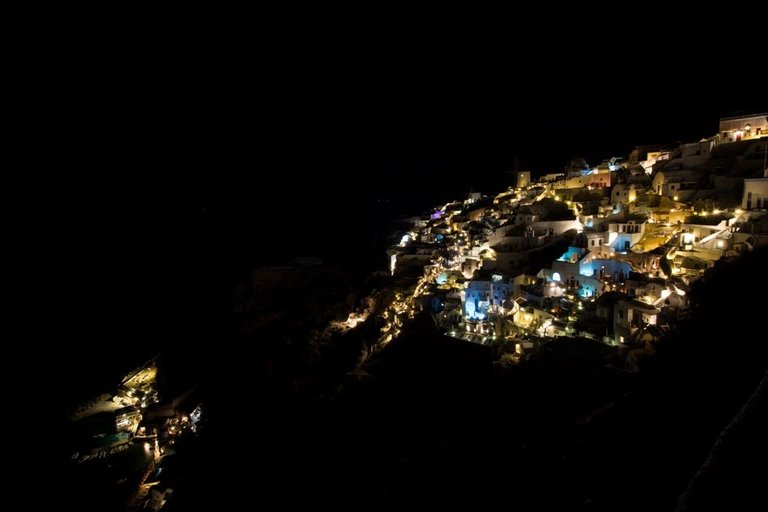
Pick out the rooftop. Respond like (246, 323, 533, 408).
(719, 113, 767, 121)
(557, 246, 586, 263)
(628, 299, 661, 313)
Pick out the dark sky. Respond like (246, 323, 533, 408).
(64, 7, 762, 205)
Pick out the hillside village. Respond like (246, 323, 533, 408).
(386, 113, 768, 369)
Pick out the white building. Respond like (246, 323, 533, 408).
(551, 246, 594, 279)
(652, 170, 700, 200)
(462, 275, 514, 320)
(613, 299, 660, 345)
(641, 151, 670, 174)
(678, 221, 730, 250)
(608, 220, 646, 252)
(537, 264, 604, 299)
(466, 192, 483, 203)
(662, 140, 714, 168)
(540, 172, 565, 182)
(743, 170, 768, 210)
(513, 304, 553, 331)
(585, 231, 609, 254)
(532, 219, 582, 236)
(513, 212, 540, 225)
(719, 113, 768, 143)
(554, 170, 612, 190)
(611, 183, 643, 205)
(635, 282, 687, 308)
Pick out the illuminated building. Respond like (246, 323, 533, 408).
(613, 299, 660, 345)
(652, 170, 700, 200)
(718, 113, 767, 143)
(611, 183, 643, 205)
(461, 276, 513, 320)
(608, 220, 647, 252)
(516, 171, 531, 189)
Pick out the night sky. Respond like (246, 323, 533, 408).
(67, 7, 763, 202)
(48, 7, 763, 390)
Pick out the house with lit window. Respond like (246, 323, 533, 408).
(642, 151, 671, 174)
(552, 246, 594, 279)
(596, 290, 629, 341)
(733, 217, 768, 250)
(718, 113, 768, 143)
(513, 305, 535, 330)
(511, 274, 538, 299)
(513, 303, 553, 331)
(619, 252, 665, 279)
(677, 221, 731, 251)
(640, 201, 690, 225)
(461, 275, 514, 320)
(634, 281, 688, 309)
(584, 231, 609, 254)
(518, 279, 565, 307)
(613, 299, 660, 345)
(537, 266, 603, 300)
(555, 169, 613, 190)
(587, 257, 634, 296)
(608, 220, 647, 252)
(531, 219, 582, 236)
(611, 183, 643, 205)
(666, 220, 734, 274)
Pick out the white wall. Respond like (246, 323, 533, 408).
(532, 219, 582, 236)
(743, 178, 768, 210)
